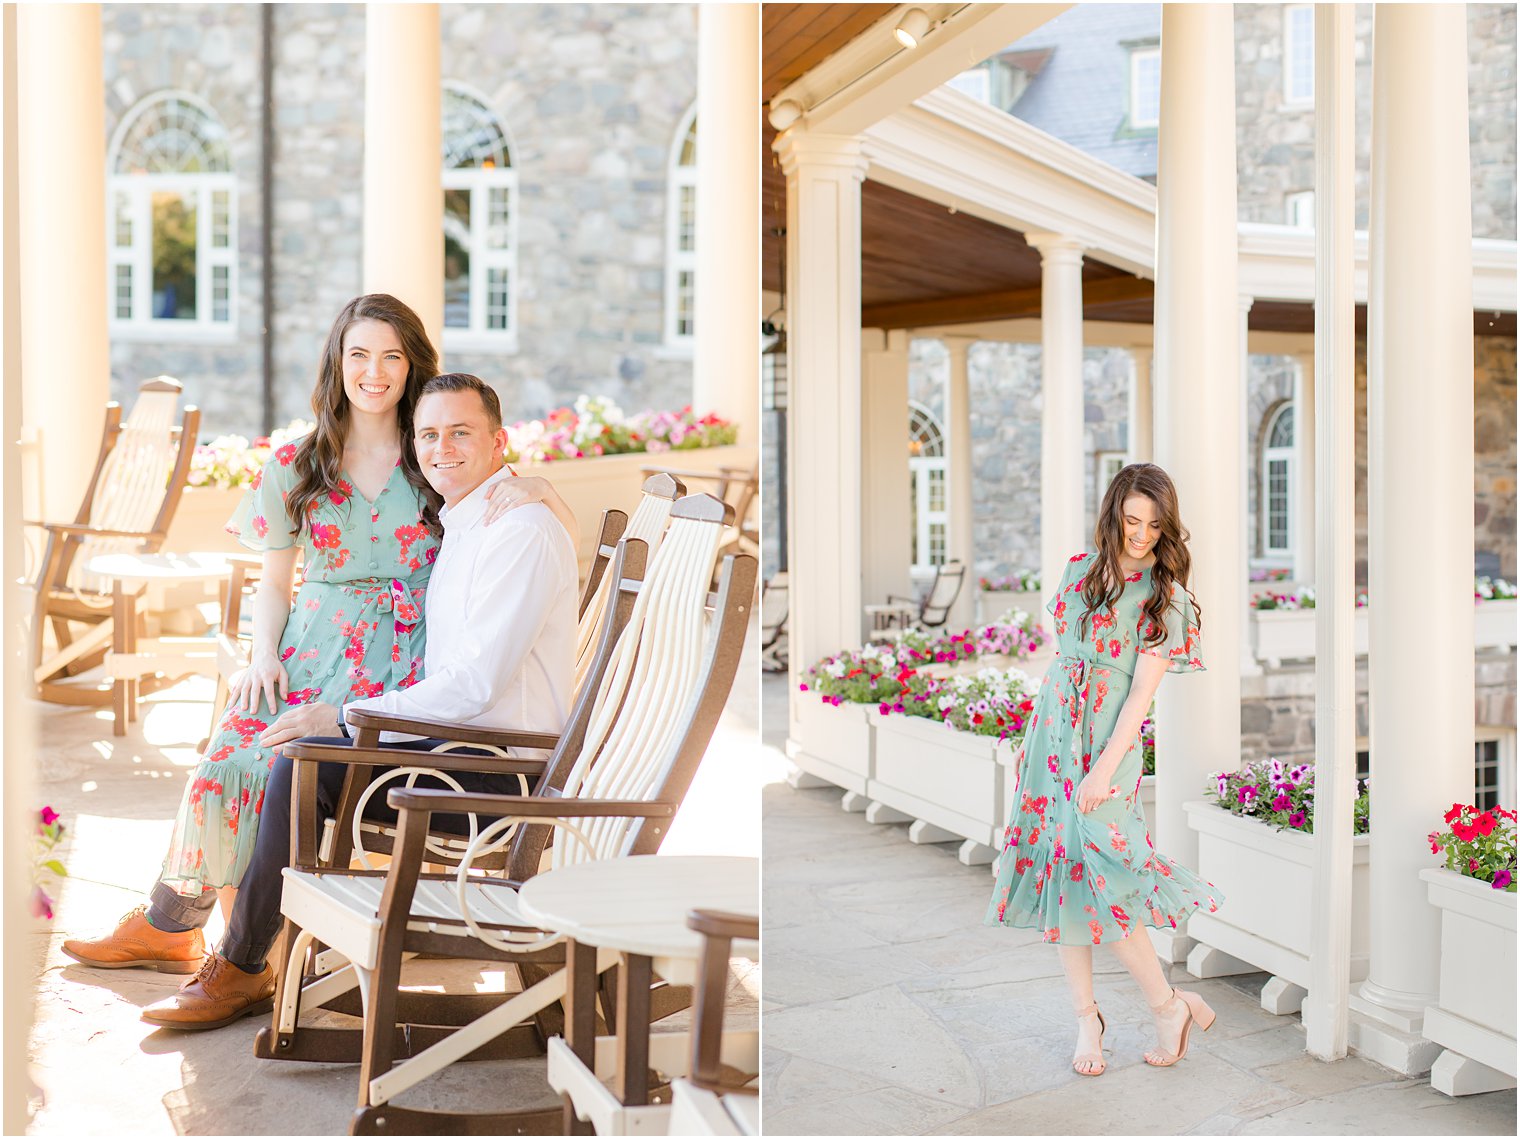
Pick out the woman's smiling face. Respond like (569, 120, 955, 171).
(1121, 494, 1162, 563)
(340, 319, 409, 417)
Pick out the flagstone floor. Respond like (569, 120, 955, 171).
(22, 616, 762, 1136)
(760, 674, 1517, 1137)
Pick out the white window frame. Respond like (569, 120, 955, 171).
(1286, 190, 1315, 230)
(1262, 403, 1295, 557)
(1283, 4, 1315, 108)
(1475, 727, 1517, 812)
(908, 400, 949, 578)
(1129, 45, 1161, 130)
(1096, 451, 1127, 509)
(441, 82, 519, 355)
(107, 90, 237, 342)
(663, 102, 698, 350)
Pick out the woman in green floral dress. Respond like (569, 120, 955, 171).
(64, 294, 576, 971)
(985, 463, 1224, 1075)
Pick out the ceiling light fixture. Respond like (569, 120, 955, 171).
(894, 8, 932, 49)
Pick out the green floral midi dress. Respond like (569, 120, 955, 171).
(157, 440, 439, 897)
(985, 551, 1223, 944)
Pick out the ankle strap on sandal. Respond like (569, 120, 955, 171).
(1074, 1001, 1101, 1018)
(1148, 987, 1181, 1013)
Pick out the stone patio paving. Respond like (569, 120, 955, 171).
(23, 615, 762, 1135)
(760, 674, 1517, 1136)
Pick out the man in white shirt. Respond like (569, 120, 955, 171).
(138, 373, 579, 1030)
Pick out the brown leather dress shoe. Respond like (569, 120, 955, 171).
(140, 953, 275, 1031)
(61, 904, 205, 974)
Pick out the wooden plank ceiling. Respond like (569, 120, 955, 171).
(760, 4, 1514, 337)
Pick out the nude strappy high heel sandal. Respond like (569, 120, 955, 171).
(1144, 987, 1216, 1067)
(1072, 1002, 1107, 1076)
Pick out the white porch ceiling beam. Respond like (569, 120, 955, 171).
(772, 4, 1068, 139)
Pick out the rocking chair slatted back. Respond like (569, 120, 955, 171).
(573, 472, 684, 693)
(920, 560, 966, 627)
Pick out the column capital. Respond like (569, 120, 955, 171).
(773, 129, 869, 181)
(1024, 232, 1086, 264)
(1238, 293, 1256, 314)
(940, 333, 978, 356)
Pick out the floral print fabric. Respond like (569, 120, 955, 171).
(158, 441, 439, 896)
(985, 551, 1221, 944)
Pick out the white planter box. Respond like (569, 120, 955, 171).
(1474, 599, 1518, 651)
(976, 588, 1042, 625)
(163, 484, 245, 556)
(868, 714, 1010, 850)
(1250, 607, 1369, 666)
(788, 697, 876, 795)
(1184, 801, 1371, 1001)
(523, 444, 756, 573)
(1420, 867, 1517, 1090)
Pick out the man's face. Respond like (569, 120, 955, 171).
(413, 390, 508, 508)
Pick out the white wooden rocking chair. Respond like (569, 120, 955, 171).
(30, 376, 200, 703)
(267, 494, 754, 1133)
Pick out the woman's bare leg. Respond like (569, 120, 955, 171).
(1106, 926, 1189, 1061)
(1058, 944, 1105, 1073)
(217, 886, 237, 926)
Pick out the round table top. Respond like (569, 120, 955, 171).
(517, 854, 758, 962)
(85, 551, 231, 582)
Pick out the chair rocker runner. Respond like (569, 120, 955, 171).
(31, 376, 200, 704)
(267, 494, 755, 1134)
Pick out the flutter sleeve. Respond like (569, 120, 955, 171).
(1137, 583, 1205, 674)
(1046, 551, 1090, 616)
(224, 442, 302, 552)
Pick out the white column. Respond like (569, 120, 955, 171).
(4, 8, 41, 1133)
(861, 328, 912, 607)
(1352, 2, 1475, 1076)
(363, 4, 442, 351)
(1127, 345, 1154, 464)
(1292, 349, 1317, 584)
(777, 131, 869, 738)
(1025, 233, 1086, 613)
(694, 3, 759, 446)
(18, 3, 109, 522)
(944, 335, 977, 629)
(1239, 297, 1259, 679)
(1304, 0, 1357, 1063)
(1151, 5, 1242, 899)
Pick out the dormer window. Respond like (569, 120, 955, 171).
(1129, 44, 1161, 130)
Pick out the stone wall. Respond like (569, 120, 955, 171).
(103, 3, 696, 438)
(102, 3, 268, 430)
(1476, 336, 1518, 579)
(1233, 650, 1516, 769)
(1233, 3, 1516, 241)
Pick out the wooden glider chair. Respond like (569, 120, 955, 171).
(641, 460, 758, 562)
(30, 376, 200, 703)
(265, 497, 755, 1133)
(666, 909, 761, 1137)
(885, 559, 967, 632)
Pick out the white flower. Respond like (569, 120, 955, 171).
(823, 661, 846, 679)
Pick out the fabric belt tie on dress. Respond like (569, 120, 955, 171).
(340, 577, 422, 666)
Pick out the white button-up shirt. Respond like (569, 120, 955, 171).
(343, 466, 578, 742)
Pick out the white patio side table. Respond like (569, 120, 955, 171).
(517, 854, 758, 1136)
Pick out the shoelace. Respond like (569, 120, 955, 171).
(118, 903, 149, 926)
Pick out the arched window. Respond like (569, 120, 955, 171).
(108, 92, 236, 334)
(1262, 402, 1295, 556)
(442, 83, 517, 348)
(664, 104, 697, 347)
(909, 401, 948, 574)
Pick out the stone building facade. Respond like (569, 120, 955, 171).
(103, 3, 697, 435)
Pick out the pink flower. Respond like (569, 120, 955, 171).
(1272, 793, 1291, 812)
(39, 806, 59, 827)
(29, 885, 53, 920)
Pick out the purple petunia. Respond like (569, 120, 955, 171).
(1494, 870, 1513, 891)
(1289, 811, 1307, 829)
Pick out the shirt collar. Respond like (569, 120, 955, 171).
(438, 465, 513, 533)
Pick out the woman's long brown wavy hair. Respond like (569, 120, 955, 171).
(1079, 462, 1202, 647)
(284, 294, 443, 539)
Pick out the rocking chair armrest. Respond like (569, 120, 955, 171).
(38, 521, 163, 542)
(344, 708, 561, 750)
(388, 787, 677, 820)
(282, 739, 548, 777)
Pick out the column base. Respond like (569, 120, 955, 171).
(1347, 1006, 1442, 1077)
(1149, 925, 1198, 965)
(1350, 981, 1436, 1035)
(1430, 1049, 1517, 1097)
(839, 791, 869, 813)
